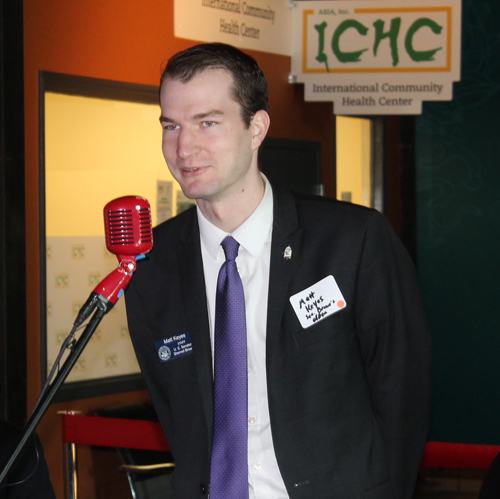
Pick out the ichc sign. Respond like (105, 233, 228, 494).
(290, 0, 461, 115)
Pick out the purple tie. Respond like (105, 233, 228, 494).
(210, 236, 249, 498)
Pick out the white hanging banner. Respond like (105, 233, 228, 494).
(175, 0, 292, 56)
(290, 0, 462, 114)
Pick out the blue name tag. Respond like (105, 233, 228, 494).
(155, 331, 193, 363)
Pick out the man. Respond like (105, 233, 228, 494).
(126, 43, 432, 499)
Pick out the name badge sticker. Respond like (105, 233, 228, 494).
(289, 275, 346, 329)
(155, 330, 193, 363)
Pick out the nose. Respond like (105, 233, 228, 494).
(176, 127, 199, 159)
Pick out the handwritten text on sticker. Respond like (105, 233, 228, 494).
(289, 275, 346, 329)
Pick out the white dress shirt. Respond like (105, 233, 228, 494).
(198, 177, 290, 499)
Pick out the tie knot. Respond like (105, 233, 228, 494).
(221, 236, 239, 262)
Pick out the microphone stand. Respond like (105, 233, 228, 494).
(0, 195, 152, 487)
(0, 296, 111, 486)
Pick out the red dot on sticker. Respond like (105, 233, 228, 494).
(337, 300, 345, 308)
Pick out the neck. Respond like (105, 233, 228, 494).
(197, 172, 265, 233)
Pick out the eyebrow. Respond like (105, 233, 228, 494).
(159, 109, 224, 124)
(193, 109, 224, 120)
(159, 115, 174, 124)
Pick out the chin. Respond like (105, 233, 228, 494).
(178, 187, 198, 200)
(179, 185, 209, 201)
(181, 181, 218, 201)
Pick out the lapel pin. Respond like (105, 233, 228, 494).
(283, 245, 292, 260)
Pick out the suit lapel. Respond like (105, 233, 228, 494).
(174, 188, 303, 446)
(177, 211, 214, 447)
(266, 186, 303, 369)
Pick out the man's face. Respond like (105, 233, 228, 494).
(160, 69, 259, 203)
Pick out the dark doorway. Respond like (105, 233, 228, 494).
(0, 0, 26, 424)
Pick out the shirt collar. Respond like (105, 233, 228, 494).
(197, 175, 273, 260)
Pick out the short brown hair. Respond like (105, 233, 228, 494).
(161, 43, 269, 128)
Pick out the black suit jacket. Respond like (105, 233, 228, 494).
(126, 185, 432, 499)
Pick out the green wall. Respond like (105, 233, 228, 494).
(417, 0, 500, 443)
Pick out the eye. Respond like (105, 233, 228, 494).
(162, 123, 180, 131)
(202, 121, 217, 127)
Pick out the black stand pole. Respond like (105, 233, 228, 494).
(0, 304, 107, 486)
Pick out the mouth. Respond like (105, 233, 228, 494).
(180, 165, 209, 176)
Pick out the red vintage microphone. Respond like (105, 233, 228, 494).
(0, 195, 154, 487)
(74, 195, 153, 327)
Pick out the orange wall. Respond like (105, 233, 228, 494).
(24, 0, 334, 496)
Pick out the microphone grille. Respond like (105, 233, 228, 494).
(104, 196, 153, 256)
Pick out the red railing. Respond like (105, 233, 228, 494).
(61, 413, 500, 469)
(61, 413, 169, 451)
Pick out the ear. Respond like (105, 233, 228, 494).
(250, 110, 270, 151)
